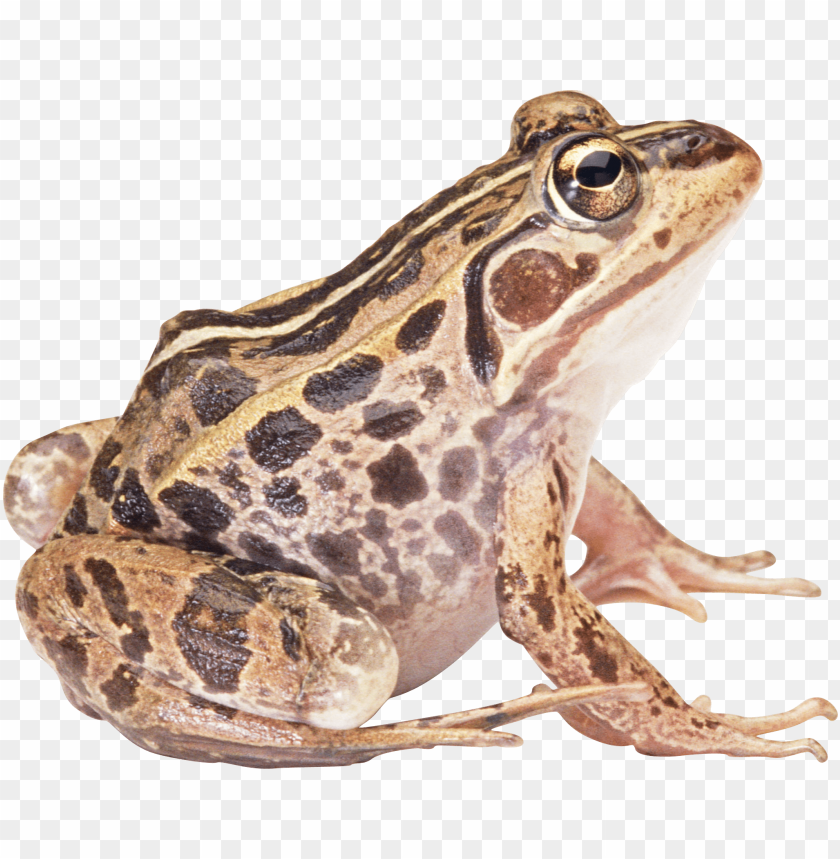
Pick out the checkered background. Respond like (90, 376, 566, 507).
(1, 2, 836, 857)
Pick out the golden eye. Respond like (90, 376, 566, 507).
(547, 135, 639, 222)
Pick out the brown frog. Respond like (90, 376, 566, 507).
(6, 92, 835, 767)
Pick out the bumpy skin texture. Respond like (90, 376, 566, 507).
(7, 92, 835, 766)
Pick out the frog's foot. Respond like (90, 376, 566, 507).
(571, 545, 820, 623)
(572, 458, 820, 623)
(4, 417, 118, 548)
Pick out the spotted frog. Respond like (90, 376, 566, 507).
(6, 93, 835, 767)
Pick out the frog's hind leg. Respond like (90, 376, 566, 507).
(571, 458, 821, 622)
(4, 417, 118, 548)
(16, 534, 651, 767)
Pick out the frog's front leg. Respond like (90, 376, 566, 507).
(496, 459, 836, 760)
(17, 534, 649, 767)
(571, 458, 821, 622)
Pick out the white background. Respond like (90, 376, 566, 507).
(0, 2, 836, 857)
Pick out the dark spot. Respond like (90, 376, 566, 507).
(172, 570, 259, 693)
(438, 447, 479, 502)
(173, 417, 191, 438)
(359, 573, 388, 597)
(418, 366, 447, 401)
(246, 407, 323, 472)
(705, 719, 720, 730)
(315, 470, 345, 492)
(64, 564, 88, 608)
(524, 574, 556, 633)
(84, 557, 153, 664)
(395, 299, 447, 354)
(651, 705, 661, 716)
(159, 481, 234, 534)
(428, 553, 460, 584)
(551, 459, 570, 509)
(307, 530, 362, 578)
(366, 445, 429, 509)
(471, 415, 505, 444)
(111, 468, 161, 532)
(691, 717, 704, 729)
(571, 614, 619, 683)
(190, 365, 257, 426)
(434, 510, 480, 562)
(263, 477, 308, 518)
(302, 354, 384, 414)
(90, 438, 122, 502)
(473, 480, 501, 532)
(662, 695, 679, 709)
(42, 634, 89, 683)
(279, 618, 302, 662)
(653, 228, 672, 249)
(63, 493, 94, 536)
(16, 588, 39, 619)
(546, 481, 557, 506)
(490, 248, 599, 329)
(99, 663, 140, 712)
(330, 439, 353, 454)
(218, 461, 252, 508)
(362, 400, 425, 441)
(237, 532, 320, 579)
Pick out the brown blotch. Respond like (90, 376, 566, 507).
(571, 614, 619, 684)
(315, 469, 345, 492)
(395, 299, 447, 354)
(64, 564, 88, 608)
(89, 438, 122, 502)
(263, 477, 308, 518)
(653, 227, 672, 249)
(172, 570, 258, 694)
(99, 663, 140, 712)
(111, 468, 161, 533)
(366, 445, 429, 509)
(16, 588, 39, 619)
(237, 532, 320, 579)
(490, 248, 599, 329)
(63, 492, 93, 536)
(418, 366, 447, 401)
(218, 461, 252, 508)
(279, 617, 302, 662)
(434, 510, 480, 562)
(189, 364, 257, 427)
(438, 447, 479, 502)
(84, 557, 153, 664)
(524, 573, 556, 632)
(362, 400, 425, 441)
(43, 634, 89, 684)
(307, 530, 363, 578)
(245, 407, 323, 473)
(159, 481, 234, 534)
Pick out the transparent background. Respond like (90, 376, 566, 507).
(0, 2, 836, 857)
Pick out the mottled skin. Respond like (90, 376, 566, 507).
(7, 92, 835, 766)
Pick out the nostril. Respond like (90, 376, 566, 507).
(686, 134, 705, 151)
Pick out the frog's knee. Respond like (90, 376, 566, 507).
(4, 418, 117, 548)
(293, 591, 399, 730)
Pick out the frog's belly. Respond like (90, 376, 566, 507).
(383, 561, 500, 697)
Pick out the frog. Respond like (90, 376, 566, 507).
(6, 92, 835, 768)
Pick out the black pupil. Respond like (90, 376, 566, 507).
(576, 151, 622, 188)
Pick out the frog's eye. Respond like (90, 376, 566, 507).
(546, 135, 639, 222)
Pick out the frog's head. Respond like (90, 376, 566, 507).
(477, 92, 763, 413)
